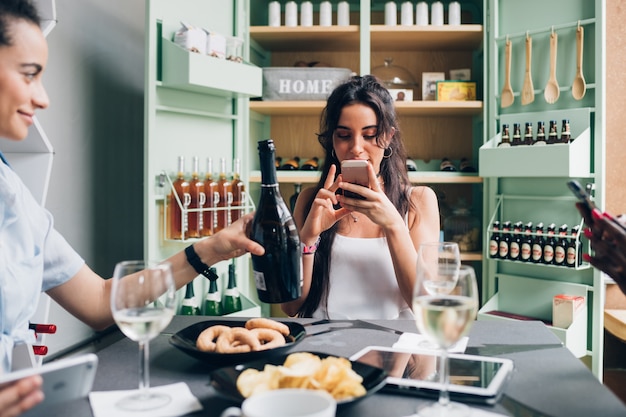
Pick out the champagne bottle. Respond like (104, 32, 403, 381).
(222, 263, 242, 314)
(251, 139, 302, 303)
(169, 156, 191, 240)
(188, 156, 206, 238)
(290, 183, 302, 213)
(203, 267, 222, 316)
(180, 282, 199, 315)
(231, 158, 246, 223)
(202, 158, 219, 237)
(216, 157, 232, 232)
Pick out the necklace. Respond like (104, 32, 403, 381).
(350, 212, 358, 222)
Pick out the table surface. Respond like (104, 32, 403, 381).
(47, 316, 626, 417)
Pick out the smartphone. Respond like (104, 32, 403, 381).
(0, 353, 98, 415)
(567, 179, 626, 231)
(341, 159, 369, 199)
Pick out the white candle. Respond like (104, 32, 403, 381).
(320, 1, 332, 26)
(268, 1, 280, 27)
(416, 2, 429, 26)
(337, 1, 350, 26)
(401, 1, 413, 26)
(431, 1, 444, 26)
(301, 1, 313, 26)
(285, 1, 297, 27)
(385, 2, 397, 26)
(448, 1, 461, 25)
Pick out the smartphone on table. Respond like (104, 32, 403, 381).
(341, 159, 369, 199)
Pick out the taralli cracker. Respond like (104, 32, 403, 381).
(195, 318, 291, 353)
(236, 352, 366, 401)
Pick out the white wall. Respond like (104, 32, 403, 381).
(34, 0, 146, 355)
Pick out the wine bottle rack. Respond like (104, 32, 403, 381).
(160, 171, 256, 242)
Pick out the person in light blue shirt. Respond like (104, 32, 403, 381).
(0, 2, 265, 415)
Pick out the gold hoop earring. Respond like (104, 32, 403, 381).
(383, 147, 393, 159)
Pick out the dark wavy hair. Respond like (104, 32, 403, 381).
(296, 74, 413, 317)
(0, 0, 40, 47)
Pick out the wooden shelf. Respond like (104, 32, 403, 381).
(250, 100, 483, 117)
(249, 171, 482, 185)
(250, 25, 483, 52)
(370, 25, 484, 51)
(461, 252, 483, 262)
(250, 26, 360, 52)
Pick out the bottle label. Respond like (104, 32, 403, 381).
(532, 244, 543, 261)
(543, 245, 554, 263)
(554, 246, 566, 264)
(566, 247, 577, 266)
(489, 240, 499, 257)
(253, 270, 267, 291)
(205, 293, 220, 302)
(509, 242, 520, 259)
(499, 241, 509, 258)
(521, 243, 531, 260)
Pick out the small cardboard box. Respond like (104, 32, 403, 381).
(553, 294, 586, 329)
(436, 81, 477, 101)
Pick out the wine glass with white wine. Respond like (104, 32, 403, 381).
(110, 260, 176, 411)
(413, 243, 478, 417)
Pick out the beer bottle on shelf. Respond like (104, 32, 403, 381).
(180, 282, 199, 315)
(290, 183, 302, 214)
(499, 221, 511, 260)
(511, 123, 522, 146)
(560, 119, 571, 143)
(509, 221, 523, 261)
(202, 158, 219, 237)
(222, 263, 242, 315)
(231, 158, 245, 223)
(547, 120, 559, 144)
(554, 224, 569, 266)
(216, 157, 232, 232)
(534, 121, 547, 145)
(523, 122, 534, 146)
(300, 157, 319, 171)
(531, 222, 545, 264)
(188, 156, 206, 238)
(488, 221, 501, 259)
(567, 225, 582, 267)
(280, 156, 301, 170)
(543, 223, 557, 264)
(440, 157, 457, 171)
(520, 222, 534, 262)
(250, 139, 302, 303)
(406, 158, 418, 171)
(169, 156, 191, 240)
(498, 124, 511, 147)
(203, 267, 222, 316)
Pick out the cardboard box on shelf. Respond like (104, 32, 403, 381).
(553, 294, 586, 329)
(436, 81, 477, 101)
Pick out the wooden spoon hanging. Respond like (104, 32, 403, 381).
(572, 26, 586, 100)
(544, 32, 560, 104)
(521, 35, 534, 105)
(500, 39, 514, 108)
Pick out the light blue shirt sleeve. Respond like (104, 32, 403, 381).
(0, 163, 84, 372)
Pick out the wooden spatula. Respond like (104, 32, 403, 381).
(500, 39, 514, 108)
(521, 35, 534, 105)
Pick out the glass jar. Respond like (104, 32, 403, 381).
(444, 204, 481, 252)
(371, 58, 418, 91)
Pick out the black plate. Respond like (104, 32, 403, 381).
(169, 319, 306, 365)
(209, 351, 388, 407)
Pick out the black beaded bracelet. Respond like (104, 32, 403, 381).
(185, 244, 218, 281)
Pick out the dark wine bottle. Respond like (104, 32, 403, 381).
(250, 139, 302, 303)
(300, 157, 319, 171)
(203, 267, 222, 316)
(222, 263, 242, 314)
(290, 183, 302, 213)
(180, 282, 199, 315)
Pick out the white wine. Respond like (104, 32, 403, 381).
(203, 267, 222, 316)
(251, 140, 302, 303)
(413, 295, 477, 348)
(180, 282, 199, 315)
(114, 307, 174, 342)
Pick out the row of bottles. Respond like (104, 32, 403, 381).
(276, 156, 320, 171)
(180, 262, 242, 316)
(168, 156, 246, 240)
(497, 119, 571, 147)
(489, 221, 582, 267)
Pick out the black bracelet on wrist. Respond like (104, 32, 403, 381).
(185, 244, 218, 281)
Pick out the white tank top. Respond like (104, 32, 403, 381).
(312, 234, 414, 320)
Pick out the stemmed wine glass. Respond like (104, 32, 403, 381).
(110, 260, 177, 411)
(413, 242, 478, 417)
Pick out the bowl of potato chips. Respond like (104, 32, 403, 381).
(210, 351, 387, 407)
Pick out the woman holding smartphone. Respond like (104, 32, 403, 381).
(282, 75, 440, 319)
(0, 2, 264, 414)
